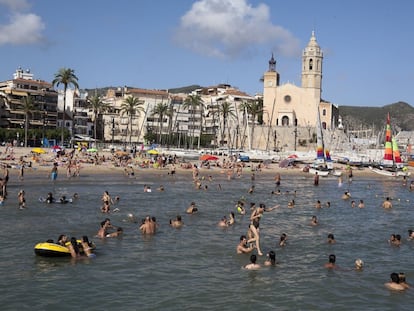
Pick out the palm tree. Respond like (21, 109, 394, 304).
(183, 94, 203, 149)
(241, 100, 263, 150)
(22, 95, 34, 147)
(152, 102, 169, 145)
(52, 68, 79, 145)
(87, 92, 111, 141)
(218, 100, 235, 147)
(166, 99, 175, 146)
(120, 95, 144, 145)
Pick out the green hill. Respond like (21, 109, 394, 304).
(339, 101, 414, 132)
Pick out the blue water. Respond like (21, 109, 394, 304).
(0, 169, 413, 310)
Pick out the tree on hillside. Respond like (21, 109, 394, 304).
(52, 68, 79, 145)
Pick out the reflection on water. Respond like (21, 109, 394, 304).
(1, 171, 414, 310)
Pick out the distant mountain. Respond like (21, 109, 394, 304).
(339, 101, 414, 132)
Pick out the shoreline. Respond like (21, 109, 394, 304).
(1, 146, 412, 179)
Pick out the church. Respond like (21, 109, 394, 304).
(262, 31, 339, 131)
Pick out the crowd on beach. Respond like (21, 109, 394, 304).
(1, 145, 414, 291)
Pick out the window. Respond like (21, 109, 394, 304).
(281, 116, 289, 126)
(284, 95, 291, 103)
(322, 109, 326, 116)
(309, 59, 313, 70)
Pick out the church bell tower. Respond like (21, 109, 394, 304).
(301, 31, 323, 94)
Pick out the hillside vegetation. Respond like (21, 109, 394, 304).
(340, 101, 414, 132)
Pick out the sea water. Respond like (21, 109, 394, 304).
(0, 169, 413, 310)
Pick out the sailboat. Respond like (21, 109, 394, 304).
(369, 113, 410, 177)
(308, 107, 333, 177)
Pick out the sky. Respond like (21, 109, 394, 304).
(0, 0, 413, 107)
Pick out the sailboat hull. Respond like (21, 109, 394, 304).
(369, 166, 411, 177)
(308, 168, 330, 177)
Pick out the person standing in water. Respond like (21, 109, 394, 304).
(51, 163, 58, 181)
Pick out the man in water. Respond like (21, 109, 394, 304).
(324, 254, 337, 269)
(384, 272, 406, 291)
(244, 254, 261, 270)
(382, 197, 392, 209)
(236, 235, 254, 254)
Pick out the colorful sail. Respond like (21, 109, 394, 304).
(325, 149, 331, 161)
(315, 108, 325, 160)
(392, 138, 402, 164)
(383, 113, 394, 165)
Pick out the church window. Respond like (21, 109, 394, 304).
(322, 109, 326, 116)
(284, 95, 291, 103)
(281, 116, 289, 126)
(309, 59, 313, 70)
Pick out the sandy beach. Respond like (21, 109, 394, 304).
(1, 146, 411, 181)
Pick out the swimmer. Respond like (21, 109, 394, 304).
(186, 202, 198, 214)
(408, 229, 414, 240)
(237, 235, 254, 254)
(157, 185, 165, 191)
(398, 273, 410, 289)
(227, 212, 235, 225)
(236, 201, 246, 215)
(327, 233, 336, 244)
(311, 215, 318, 226)
(287, 200, 295, 208)
(244, 254, 261, 270)
(324, 254, 337, 269)
(218, 216, 228, 227)
(385, 272, 406, 291)
(342, 191, 351, 200)
(264, 250, 277, 266)
(382, 197, 392, 209)
(315, 200, 322, 209)
(358, 199, 365, 208)
(355, 259, 364, 270)
(170, 215, 184, 228)
(279, 233, 287, 247)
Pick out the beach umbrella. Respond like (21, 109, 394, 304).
(147, 149, 159, 155)
(200, 154, 219, 161)
(87, 148, 98, 152)
(51, 145, 61, 152)
(31, 147, 46, 154)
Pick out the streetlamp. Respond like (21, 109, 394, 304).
(111, 117, 115, 145)
(42, 111, 48, 145)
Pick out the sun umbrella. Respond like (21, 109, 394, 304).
(51, 145, 61, 152)
(87, 148, 98, 152)
(31, 147, 46, 154)
(147, 149, 159, 155)
(200, 154, 219, 161)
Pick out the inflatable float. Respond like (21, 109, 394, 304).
(34, 240, 95, 257)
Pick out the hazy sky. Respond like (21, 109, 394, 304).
(0, 0, 412, 107)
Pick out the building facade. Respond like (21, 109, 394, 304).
(0, 68, 58, 145)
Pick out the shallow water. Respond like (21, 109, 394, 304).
(0, 169, 413, 310)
